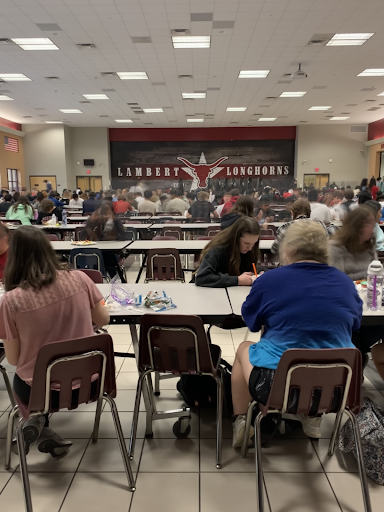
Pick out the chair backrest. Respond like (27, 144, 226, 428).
(263, 224, 277, 235)
(45, 234, 59, 241)
(206, 227, 220, 237)
(137, 212, 152, 216)
(139, 314, 216, 375)
(263, 348, 362, 416)
(2, 219, 22, 225)
(153, 235, 177, 241)
(259, 234, 276, 240)
(161, 226, 183, 240)
(122, 220, 141, 224)
(157, 217, 178, 223)
(165, 220, 181, 224)
(145, 247, 184, 282)
(70, 248, 106, 275)
(78, 268, 103, 283)
(74, 227, 85, 240)
(125, 227, 138, 241)
(192, 217, 207, 223)
(196, 236, 214, 240)
(17, 334, 116, 416)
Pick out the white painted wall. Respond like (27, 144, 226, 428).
(295, 125, 368, 188)
(66, 128, 110, 190)
(23, 125, 67, 191)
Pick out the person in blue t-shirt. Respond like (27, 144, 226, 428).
(231, 221, 362, 450)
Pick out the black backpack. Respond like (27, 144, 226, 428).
(176, 359, 233, 417)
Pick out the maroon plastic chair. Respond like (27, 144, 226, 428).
(5, 334, 135, 511)
(122, 220, 141, 224)
(206, 227, 220, 237)
(161, 226, 183, 240)
(78, 269, 103, 283)
(152, 235, 177, 241)
(240, 348, 371, 512)
(164, 220, 181, 224)
(45, 234, 59, 241)
(129, 314, 224, 468)
(263, 224, 277, 235)
(259, 229, 275, 238)
(145, 247, 184, 282)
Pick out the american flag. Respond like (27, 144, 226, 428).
(4, 136, 18, 152)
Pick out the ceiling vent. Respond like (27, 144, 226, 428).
(171, 29, 190, 35)
(99, 115, 109, 118)
(178, 74, 193, 79)
(307, 34, 333, 46)
(266, 97, 277, 100)
(101, 72, 117, 77)
(349, 125, 367, 133)
(79, 101, 91, 104)
(131, 37, 152, 43)
(77, 44, 96, 49)
(22, 116, 32, 118)
(45, 76, 60, 80)
(365, 99, 376, 102)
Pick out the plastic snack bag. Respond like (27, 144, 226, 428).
(111, 283, 135, 306)
(143, 290, 176, 312)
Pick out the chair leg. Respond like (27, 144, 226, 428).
(5, 406, 19, 470)
(344, 409, 372, 512)
(243, 328, 250, 342)
(144, 373, 156, 437)
(129, 372, 147, 459)
(215, 374, 223, 469)
(91, 397, 104, 443)
(154, 372, 160, 396)
(328, 409, 344, 456)
(103, 394, 135, 492)
(254, 411, 265, 512)
(16, 417, 34, 512)
(241, 401, 257, 458)
(0, 365, 16, 408)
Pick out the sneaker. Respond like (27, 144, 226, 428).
(283, 413, 322, 438)
(232, 414, 254, 449)
(37, 428, 73, 457)
(12, 415, 45, 455)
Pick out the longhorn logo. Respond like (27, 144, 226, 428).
(177, 152, 228, 189)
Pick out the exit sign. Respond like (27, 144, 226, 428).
(86, 170, 91, 174)
(315, 168, 320, 172)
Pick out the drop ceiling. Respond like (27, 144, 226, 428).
(0, 0, 382, 128)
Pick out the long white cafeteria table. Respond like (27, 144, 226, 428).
(149, 223, 220, 232)
(50, 240, 131, 254)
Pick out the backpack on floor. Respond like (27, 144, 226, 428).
(339, 396, 384, 485)
(176, 359, 233, 417)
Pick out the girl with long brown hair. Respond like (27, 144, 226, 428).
(195, 217, 260, 287)
(220, 195, 255, 229)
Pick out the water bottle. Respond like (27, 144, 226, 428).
(62, 209, 67, 227)
(367, 260, 384, 311)
(51, 213, 57, 226)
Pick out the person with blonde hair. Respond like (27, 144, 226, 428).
(231, 221, 362, 449)
(187, 190, 218, 222)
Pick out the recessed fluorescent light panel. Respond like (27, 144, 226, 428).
(258, 118, 277, 121)
(117, 72, 148, 80)
(187, 118, 204, 122)
(358, 69, 384, 77)
(0, 95, 13, 100)
(280, 92, 307, 97)
(377, 92, 384, 96)
(238, 70, 270, 78)
(115, 119, 133, 123)
(172, 36, 210, 48)
(226, 107, 247, 112)
(11, 38, 59, 50)
(45, 121, 63, 124)
(308, 106, 332, 110)
(326, 33, 374, 46)
(59, 109, 82, 113)
(143, 108, 164, 113)
(182, 93, 206, 99)
(82, 94, 109, 100)
(0, 73, 31, 81)
(329, 117, 350, 120)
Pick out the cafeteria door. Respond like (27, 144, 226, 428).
(76, 176, 102, 192)
(303, 174, 330, 189)
(29, 176, 57, 192)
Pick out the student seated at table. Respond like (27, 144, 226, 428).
(195, 217, 260, 287)
(138, 190, 157, 215)
(165, 188, 188, 215)
(220, 189, 240, 217)
(0, 194, 12, 213)
(278, 196, 295, 222)
(328, 207, 376, 280)
(6, 196, 34, 225)
(0, 226, 110, 456)
(186, 191, 218, 223)
(362, 200, 384, 252)
(36, 199, 63, 224)
(113, 194, 133, 215)
(69, 193, 83, 208)
(254, 196, 275, 223)
(231, 222, 362, 449)
(81, 205, 127, 278)
(221, 196, 254, 229)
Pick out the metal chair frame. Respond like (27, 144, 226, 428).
(145, 252, 185, 283)
(5, 349, 135, 512)
(241, 361, 371, 512)
(0, 350, 16, 409)
(73, 251, 101, 272)
(129, 325, 224, 469)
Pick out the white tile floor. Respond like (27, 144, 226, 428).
(0, 261, 383, 512)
